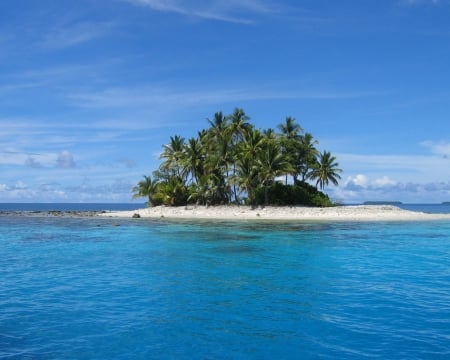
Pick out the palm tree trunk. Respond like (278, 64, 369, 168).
(248, 187, 254, 208)
(264, 185, 269, 206)
(232, 164, 237, 203)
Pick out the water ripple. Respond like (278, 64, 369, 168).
(1, 217, 450, 358)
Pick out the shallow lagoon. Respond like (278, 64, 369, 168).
(1, 215, 450, 359)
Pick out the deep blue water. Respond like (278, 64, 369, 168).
(398, 203, 450, 214)
(1, 208, 450, 359)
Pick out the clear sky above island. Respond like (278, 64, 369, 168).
(1, 0, 449, 203)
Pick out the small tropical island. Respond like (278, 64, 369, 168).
(132, 108, 341, 208)
(103, 108, 450, 222)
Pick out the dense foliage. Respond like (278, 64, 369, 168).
(133, 108, 342, 207)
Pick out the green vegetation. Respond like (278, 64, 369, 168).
(133, 108, 342, 207)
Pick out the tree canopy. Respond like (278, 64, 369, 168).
(132, 108, 342, 207)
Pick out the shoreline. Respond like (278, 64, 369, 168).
(99, 205, 450, 222)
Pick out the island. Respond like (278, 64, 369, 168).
(117, 108, 450, 222)
(132, 108, 341, 209)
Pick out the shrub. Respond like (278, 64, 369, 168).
(253, 181, 332, 207)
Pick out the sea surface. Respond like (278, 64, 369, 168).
(0, 203, 144, 212)
(1, 204, 450, 359)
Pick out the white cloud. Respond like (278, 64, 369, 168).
(0, 148, 66, 168)
(401, 0, 441, 5)
(0, 181, 68, 202)
(69, 86, 382, 110)
(14, 181, 28, 190)
(373, 176, 397, 187)
(337, 152, 450, 184)
(117, 158, 137, 168)
(352, 174, 369, 187)
(331, 149, 450, 203)
(330, 173, 450, 204)
(39, 21, 113, 49)
(0, 82, 43, 95)
(330, 148, 450, 203)
(124, 0, 279, 24)
(25, 156, 44, 169)
(0, 151, 28, 166)
(344, 175, 397, 191)
(56, 150, 76, 169)
(421, 140, 450, 158)
(0, 176, 136, 203)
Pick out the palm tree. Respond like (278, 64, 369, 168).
(207, 111, 229, 140)
(227, 108, 252, 202)
(188, 173, 221, 206)
(181, 137, 204, 185)
(144, 108, 343, 207)
(239, 128, 265, 161)
(256, 139, 289, 206)
(132, 175, 158, 206)
(154, 176, 187, 206)
(232, 156, 259, 206)
(307, 151, 342, 190)
(278, 117, 303, 184)
(205, 112, 233, 203)
(227, 108, 252, 142)
(297, 132, 319, 182)
(160, 135, 185, 178)
(277, 116, 303, 139)
(231, 128, 265, 205)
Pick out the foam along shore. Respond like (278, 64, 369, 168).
(99, 205, 450, 222)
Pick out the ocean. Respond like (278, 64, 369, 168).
(1, 204, 450, 359)
(0, 203, 145, 212)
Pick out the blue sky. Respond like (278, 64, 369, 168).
(1, 0, 449, 203)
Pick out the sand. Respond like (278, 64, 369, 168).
(99, 205, 450, 222)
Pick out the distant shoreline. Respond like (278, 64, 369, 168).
(99, 205, 450, 222)
(0, 210, 100, 218)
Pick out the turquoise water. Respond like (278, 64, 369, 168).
(1, 214, 450, 359)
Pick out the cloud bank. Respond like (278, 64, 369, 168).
(330, 174, 450, 204)
(0, 178, 136, 203)
(123, 0, 277, 23)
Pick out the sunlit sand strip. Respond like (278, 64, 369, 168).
(99, 205, 450, 222)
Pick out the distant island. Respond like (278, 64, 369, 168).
(363, 201, 403, 205)
(442, 202, 450, 205)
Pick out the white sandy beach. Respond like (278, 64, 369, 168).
(100, 205, 450, 222)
